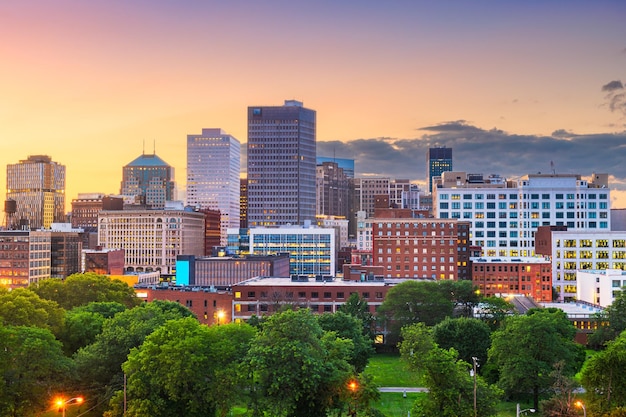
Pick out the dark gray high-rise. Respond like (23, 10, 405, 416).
(428, 147, 453, 193)
(247, 100, 316, 226)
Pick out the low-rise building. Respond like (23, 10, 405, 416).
(577, 269, 626, 307)
(472, 257, 552, 301)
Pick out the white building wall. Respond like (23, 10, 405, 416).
(577, 269, 626, 307)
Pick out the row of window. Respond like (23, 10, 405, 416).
(439, 193, 608, 200)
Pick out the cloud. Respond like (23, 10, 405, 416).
(601, 80, 626, 115)
(315, 123, 626, 192)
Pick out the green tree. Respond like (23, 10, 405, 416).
(581, 330, 626, 414)
(0, 324, 73, 417)
(245, 309, 354, 417)
(377, 280, 454, 345)
(488, 308, 585, 411)
(539, 361, 581, 417)
(104, 318, 256, 417)
(317, 311, 375, 373)
(339, 292, 376, 339)
(31, 272, 140, 309)
(439, 280, 481, 318)
(58, 302, 126, 355)
(476, 296, 516, 330)
(432, 317, 491, 369)
(399, 323, 501, 417)
(0, 287, 65, 335)
(589, 290, 626, 347)
(74, 300, 195, 414)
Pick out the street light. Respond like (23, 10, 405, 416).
(575, 400, 587, 417)
(516, 403, 535, 417)
(55, 397, 83, 417)
(348, 380, 358, 417)
(471, 357, 479, 417)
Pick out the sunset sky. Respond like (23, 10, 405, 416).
(1, 0, 625, 213)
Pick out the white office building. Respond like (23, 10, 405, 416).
(187, 128, 241, 245)
(434, 172, 611, 258)
(550, 230, 626, 301)
(577, 269, 626, 307)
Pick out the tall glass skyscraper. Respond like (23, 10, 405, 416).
(247, 100, 316, 227)
(428, 147, 453, 193)
(186, 128, 241, 244)
(6, 155, 65, 230)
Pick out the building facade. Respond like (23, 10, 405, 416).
(175, 254, 291, 287)
(550, 230, 626, 301)
(472, 257, 552, 301)
(240, 178, 248, 229)
(6, 155, 65, 230)
(98, 209, 205, 274)
(120, 153, 175, 209)
(316, 162, 350, 219)
(372, 217, 471, 280)
(434, 172, 611, 258)
(247, 100, 316, 227)
(577, 269, 626, 307)
(49, 223, 83, 278)
(0, 230, 51, 288)
(428, 147, 453, 193)
(186, 128, 241, 245)
(249, 225, 335, 277)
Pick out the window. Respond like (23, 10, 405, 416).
(337, 292, 345, 299)
(247, 291, 256, 298)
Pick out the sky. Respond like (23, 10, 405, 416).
(1, 0, 626, 213)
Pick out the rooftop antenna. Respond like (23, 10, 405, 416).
(550, 160, 556, 175)
(142, 139, 145, 155)
(153, 139, 156, 155)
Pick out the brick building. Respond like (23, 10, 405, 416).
(472, 257, 552, 301)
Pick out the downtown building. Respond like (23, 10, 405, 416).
(427, 147, 453, 193)
(247, 100, 316, 227)
(97, 207, 204, 274)
(433, 171, 611, 259)
(6, 155, 65, 230)
(120, 153, 175, 209)
(186, 128, 241, 245)
(0, 230, 51, 288)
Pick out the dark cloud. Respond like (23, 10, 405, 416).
(602, 80, 626, 115)
(315, 124, 626, 192)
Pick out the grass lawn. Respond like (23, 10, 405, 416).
(364, 352, 423, 387)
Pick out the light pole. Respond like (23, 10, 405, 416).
(516, 403, 536, 417)
(348, 380, 358, 417)
(575, 400, 587, 417)
(471, 356, 478, 417)
(55, 397, 83, 417)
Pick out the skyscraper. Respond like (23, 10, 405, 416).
(428, 147, 453, 193)
(120, 153, 175, 209)
(186, 128, 241, 244)
(247, 100, 316, 226)
(6, 155, 66, 229)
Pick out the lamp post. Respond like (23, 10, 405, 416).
(516, 403, 536, 417)
(348, 380, 358, 417)
(471, 356, 479, 417)
(575, 400, 586, 417)
(55, 397, 83, 417)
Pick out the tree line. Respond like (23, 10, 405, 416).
(1, 273, 626, 416)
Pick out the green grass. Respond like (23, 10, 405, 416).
(364, 352, 423, 387)
(374, 392, 426, 417)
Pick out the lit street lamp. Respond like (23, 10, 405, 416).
(55, 397, 83, 417)
(516, 403, 535, 417)
(575, 400, 587, 417)
(348, 380, 358, 417)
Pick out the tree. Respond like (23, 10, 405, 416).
(432, 317, 491, 369)
(74, 301, 195, 415)
(58, 302, 126, 355)
(377, 280, 454, 345)
(317, 311, 375, 373)
(104, 318, 257, 417)
(439, 280, 481, 318)
(244, 309, 354, 417)
(581, 330, 626, 414)
(476, 296, 516, 330)
(339, 292, 376, 339)
(399, 323, 502, 417)
(540, 361, 581, 417)
(589, 290, 626, 347)
(0, 324, 73, 417)
(0, 287, 65, 335)
(31, 272, 140, 309)
(488, 308, 585, 411)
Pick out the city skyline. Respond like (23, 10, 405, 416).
(1, 1, 626, 211)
